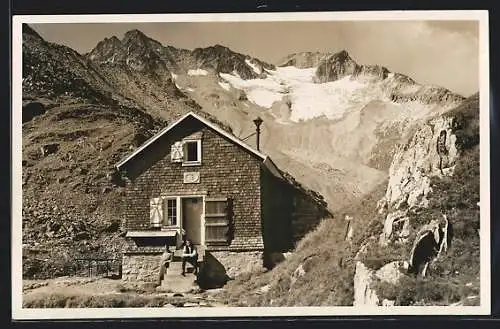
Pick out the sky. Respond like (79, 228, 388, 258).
(31, 20, 480, 96)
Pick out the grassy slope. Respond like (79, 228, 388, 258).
(219, 181, 388, 306)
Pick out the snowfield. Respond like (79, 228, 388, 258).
(220, 66, 388, 122)
(188, 69, 209, 76)
(218, 81, 232, 91)
(245, 59, 262, 75)
(218, 65, 454, 124)
(219, 72, 284, 108)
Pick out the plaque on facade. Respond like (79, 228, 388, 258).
(183, 171, 200, 184)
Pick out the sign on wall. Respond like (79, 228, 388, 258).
(183, 171, 200, 184)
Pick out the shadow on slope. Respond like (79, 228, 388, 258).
(22, 102, 162, 279)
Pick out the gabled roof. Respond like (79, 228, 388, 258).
(115, 111, 283, 179)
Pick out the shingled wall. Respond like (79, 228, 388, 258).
(120, 116, 264, 251)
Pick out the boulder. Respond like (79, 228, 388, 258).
(379, 210, 409, 246)
(290, 264, 306, 285)
(353, 260, 405, 306)
(23, 102, 46, 123)
(40, 143, 59, 157)
(73, 232, 90, 241)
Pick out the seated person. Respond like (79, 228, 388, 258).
(181, 239, 198, 276)
(156, 245, 173, 286)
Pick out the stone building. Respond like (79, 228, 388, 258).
(115, 111, 330, 284)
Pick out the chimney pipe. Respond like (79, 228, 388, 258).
(253, 116, 263, 151)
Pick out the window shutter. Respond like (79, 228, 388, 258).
(150, 197, 163, 228)
(171, 141, 183, 163)
(205, 198, 232, 245)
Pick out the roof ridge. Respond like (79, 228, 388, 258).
(115, 111, 269, 170)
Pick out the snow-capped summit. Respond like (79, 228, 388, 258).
(219, 58, 464, 123)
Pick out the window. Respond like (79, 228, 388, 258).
(183, 140, 201, 165)
(205, 198, 232, 245)
(186, 142, 198, 162)
(165, 198, 178, 226)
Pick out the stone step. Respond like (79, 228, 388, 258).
(160, 261, 199, 293)
(165, 260, 197, 275)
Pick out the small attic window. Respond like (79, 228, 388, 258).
(183, 140, 201, 166)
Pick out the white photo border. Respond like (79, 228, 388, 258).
(11, 10, 491, 319)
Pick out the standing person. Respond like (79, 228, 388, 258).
(156, 244, 173, 286)
(181, 239, 198, 276)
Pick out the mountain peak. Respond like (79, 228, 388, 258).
(87, 35, 123, 63)
(201, 44, 232, 54)
(108, 35, 121, 43)
(123, 29, 147, 39)
(331, 49, 351, 61)
(100, 35, 122, 48)
(192, 44, 275, 80)
(23, 24, 43, 40)
(121, 29, 153, 47)
(315, 50, 359, 83)
(277, 51, 329, 68)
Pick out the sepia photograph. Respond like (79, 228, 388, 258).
(11, 11, 490, 318)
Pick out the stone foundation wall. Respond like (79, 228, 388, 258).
(122, 252, 163, 282)
(208, 250, 263, 279)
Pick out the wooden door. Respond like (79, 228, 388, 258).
(182, 197, 203, 245)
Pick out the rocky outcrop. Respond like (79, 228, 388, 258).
(376, 114, 460, 251)
(314, 50, 390, 84)
(82, 28, 201, 120)
(314, 50, 359, 83)
(353, 93, 479, 305)
(409, 214, 450, 276)
(354, 65, 390, 83)
(87, 29, 181, 73)
(383, 115, 460, 211)
(388, 83, 465, 107)
(192, 44, 275, 79)
(353, 261, 406, 306)
(379, 210, 410, 246)
(277, 51, 328, 68)
(87, 36, 122, 64)
(313, 50, 463, 108)
(353, 261, 380, 306)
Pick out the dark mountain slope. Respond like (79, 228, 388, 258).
(85, 29, 199, 121)
(192, 44, 275, 79)
(22, 102, 162, 279)
(22, 24, 136, 108)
